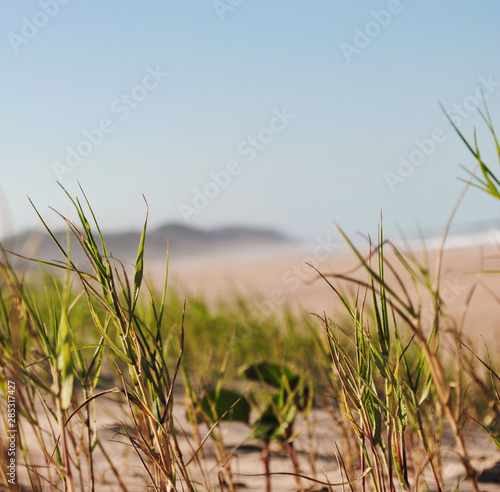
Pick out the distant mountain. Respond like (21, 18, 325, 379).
(4, 222, 293, 267)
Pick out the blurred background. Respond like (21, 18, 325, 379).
(1, 0, 500, 245)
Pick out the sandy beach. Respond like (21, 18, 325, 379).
(159, 243, 500, 350)
(6, 242, 500, 491)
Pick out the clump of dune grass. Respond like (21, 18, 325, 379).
(0, 187, 196, 491)
(307, 102, 500, 492)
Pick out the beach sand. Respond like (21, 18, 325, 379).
(159, 244, 500, 350)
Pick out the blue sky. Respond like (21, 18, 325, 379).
(1, 1, 500, 242)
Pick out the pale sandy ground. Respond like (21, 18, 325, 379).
(11, 394, 500, 491)
(7, 244, 500, 491)
(158, 243, 500, 350)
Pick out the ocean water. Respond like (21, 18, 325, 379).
(399, 220, 500, 251)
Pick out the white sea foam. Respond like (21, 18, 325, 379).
(397, 226, 500, 252)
